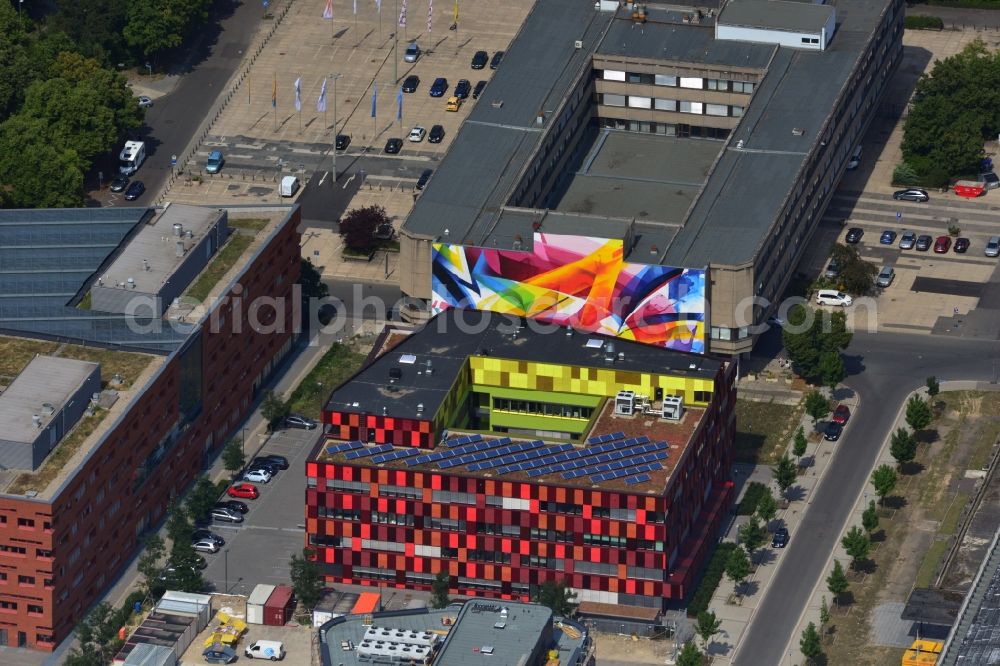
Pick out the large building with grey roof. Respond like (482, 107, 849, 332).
(398, 0, 903, 356)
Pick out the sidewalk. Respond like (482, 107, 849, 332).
(704, 385, 860, 665)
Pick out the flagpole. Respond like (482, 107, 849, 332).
(332, 73, 341, 183)
(379, 2, 382, 42)
(394, 0, 398, 85)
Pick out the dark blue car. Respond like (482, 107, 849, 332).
(124, 180, 145, 201)
(455, 79, 471, 99)
(429, 78, 448, 97)
(880, 230, 896, 245)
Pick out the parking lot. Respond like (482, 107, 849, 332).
(200, 427, 319, 597)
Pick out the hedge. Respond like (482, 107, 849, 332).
(904, 15, 945, 30)
(687, 542, 738, 616)
(737, 482, 769, 516)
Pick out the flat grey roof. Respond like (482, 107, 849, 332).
(941, 532, 1000, 665)
(435, 601, 552, 666)
(665, 0, 891, 267)
(718, 0, 834, 33)
(98, 204, 223, 295)
(0, 356, 98, 445)
(598, 7, 776, 68)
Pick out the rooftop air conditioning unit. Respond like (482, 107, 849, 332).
(615, 390, 636, 416)
(662, 395, 684, 421)
(574, 40, 583, 49)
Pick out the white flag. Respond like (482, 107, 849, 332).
(323, 0, 333, 19)
(399, 0, 407, 26)
(427, 0, 432, 32)
(317, 78, 328, 113)
(353, 0, 357, 14)
(375, 0, 381, 11)
(294, 77, 302, 112)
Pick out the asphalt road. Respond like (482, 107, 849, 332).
(110, 0, 264, 206)
(734, 331, 1000, 664)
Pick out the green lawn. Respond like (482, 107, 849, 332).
(185, 234, 254, 302)
(228, 217, 270, 232)
(734, 399, 804, 465)
(286, 343, 367, 419)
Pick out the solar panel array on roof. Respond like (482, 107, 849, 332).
(528, 440, 661, 478)
(515, 436, 651, 477)
(345, 444, 394, 460)
(587, 432, 626, 445)
(371, 448, 420, 464)
(445, 434, 483, 448)
(625, 474, 652, 485)
(561, 448, 667, 479)
(442, 440, 545, 470)
(591, 463, 662, 483)
(407, 437, 513, 466)
(325, 440, 364, 455)
(468, 442, 572, 471)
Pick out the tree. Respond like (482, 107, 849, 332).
(793, 426, 808, 461)
(818, 351, 846, 391)
(136, 534, 166, 594)
(124, 0, 212, 63)
(289, 548, 325, 610)
(871, 465, 898, 506)
(261, 390, 290, 431)
(186, 476, 220, 525)
(819, 596, 830, 633)
(755, 489, 778, 530)
(163, 502, 204, 593)
(862, 500, 879, 535)
(799, 622, 823, 663)
(739, 517, 767, 562)
(0, 115, 85, 208)
(676, 641, 702, 666)
(826, 560, 849, 605)
(841, 526, 871, 571)
(535, 580, 576, 617)
(804, 391, 831, 428)
(926, 376, 940, 399)
(695, 610, 723, 651)
(831, 243, 879, 297)
(905, 395, 932, 432)
(65, 602, 127, 665)
(783, 305, 852, 380)
(339, 205, 388, 253)
(431, 571, 451, 609)
(773, 454, 797, 499)
(222, 437, 245, 476)
(725, 546, 752, 597)
(890, 428, 917, 468)
(299, 258, 329, 299)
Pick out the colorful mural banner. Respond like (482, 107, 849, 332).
(431, 233, 706, 353)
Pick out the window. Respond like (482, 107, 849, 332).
(0, 601, 17, 610)
(694, 391, 712, 403)
(317, 507, 359, 521)
(706, 78, 728, 91)
(654, 98, 676, 111)
(732, 81, 755, 94)
(381, 485, 421, 500)
(654, 74, 677, 86)
(17, 518, 34, 529)
(18, 575, 34, 585)
(0, 545, 26, 556)
(801, 37, 819, 45)
(732, 106, 744, 117)
(627, 72, 653, 84)
(705, 104, 728, 116)
(602, 69, 626, 82)
(627, 96, 651, 109)
(601, 93, 626, 107)
(432, 490, 476, 505)
(680, 77, 703, 89)
(679, 101, 703, 114)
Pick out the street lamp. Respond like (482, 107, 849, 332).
(331, 73, 343, 183)
(224, 548, 229, 594)
(241, 427, 247, 465)
(145, 63, 152, 77)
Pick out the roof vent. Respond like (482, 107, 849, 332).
(574, 40, 583, 49)
(491, 99, 503, 109)
(382, 406, 388, 415)
(481, 646, 495, 655)
(173, 223, 184, 237)
(791, 127, 804, 136)
(142, 259, 150, 271)
(91, 392, 101, 404)
(494, 621, 506, 629)
(32, 415, 41, 428)
(736, 139, 745, 150)
(389, 367, 403, 380)
(417, 403, 424, 414)
(127, 277, 136, 289)
(689, 363, 698, 370)
(41, 402, 55, 415)
(176, 241, 186, 257)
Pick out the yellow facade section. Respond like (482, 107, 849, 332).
(468, 356, 715, 405)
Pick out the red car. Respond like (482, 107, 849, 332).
(933, 236, 952, 253)
(227, 483, 259, 500)
(832, 404, 851, 425)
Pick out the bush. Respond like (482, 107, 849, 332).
(948, 224, 961, 236)
(892, 162, 920, 186)
(688, 543, 738, 616)
(737, 482, 769, 516)
(904, 15, 944, 30)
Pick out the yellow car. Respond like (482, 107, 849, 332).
(445, 96, 461, 112)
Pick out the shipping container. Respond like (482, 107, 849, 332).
(263, 585, 295, 626)
(247, 584, 276, 625)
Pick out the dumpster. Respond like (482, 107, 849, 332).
(953, 180, 986, 198)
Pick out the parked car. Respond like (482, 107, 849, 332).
(472, 80, 487, 99)
(845, 227, 864, 244)
(335, 134, 351, 150)
(490, 51, 504, 69)
(212, 506, 245, 523)
(416, 169, 433, 190)
(846, 146, 862, 170)
(832, 404, 851, 425)
(986, 236, 1000, 258)
(124, 181, 145, 201)
(981, 172, 999, 190)
(876, 265, 895, 288)
(471, 50, 488, 69)
(384, 138, 403, 154)
(403, 42, 421, 62)
(214, 500, 249, 514)
(816, 289, 853, 307)
(245, 640, 286, 660)
(879, 230, 896, 245)
(824, 258, 841, 279)
(227, 483, 259, 500)
(892, 188, 929, 202)
(954, 237, 970, 253)
(137, 95, 154, 108)
(401, 75, 419, 93)
(247, 462, 278, 477)
(429, 77, 448, 97)
(823, 421, 843, 441)
(899, 231, 917, 250)
(408, 126, 426, 142)
(915, 234, 933, 251)
(192, 539, 220, 554)
(771, 527, 790, 548)
(110, 174, 130, 192)
(284, 414, 318, 430)
(203, 645, 238, 664)
(445, 96, 461, 112)
(933, 236, 952, 253)
(192, 529, 224, 546)
(428, 124, 445, 143)
(205, 150, 224, 174)
(242, 469, 272, 484)
(254, 454, 289, 470)
(454, 79, 471, 99)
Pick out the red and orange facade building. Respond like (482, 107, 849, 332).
(307, 309, 735, 610)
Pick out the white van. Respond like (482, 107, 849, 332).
(245, 640, 285, 660)
(816, 289, 853, 307)
(279, 176, 300, 197)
